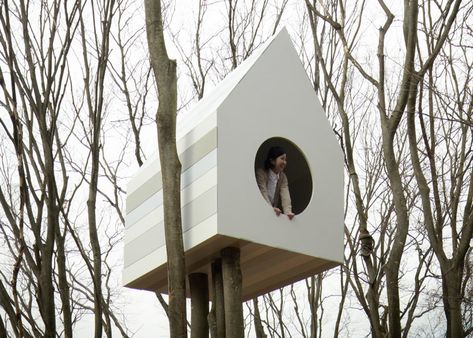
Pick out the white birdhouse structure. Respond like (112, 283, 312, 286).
(123, 28, 344, 300)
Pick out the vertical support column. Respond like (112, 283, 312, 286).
(189, 273, 209, 338)
(221, 247, 244, 338)
(209, 259, 225, 338)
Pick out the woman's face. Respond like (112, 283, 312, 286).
(271, 154, 287, 173)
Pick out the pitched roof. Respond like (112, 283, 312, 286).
(131, 27, 294, 185)
(176, 27, 291, 140)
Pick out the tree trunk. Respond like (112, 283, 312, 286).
(190, 273, 209, 338)
(382, 132, 410, 338)
(82, 0, 116, 335)
(87, 123, 104, 338)
(442, 263, 464, 338)
(209, 260, 225, 338)
(221, 247, 244, 338)
(382, 1, 418, 334)
(144, 1, 187, 337)
(55, 231, 73, 338)
(253, 297, 267, 338)
(40, 129, 58, 338)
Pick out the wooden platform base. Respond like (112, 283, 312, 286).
(124, 234, 339, 301)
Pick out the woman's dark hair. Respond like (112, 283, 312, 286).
(264, 146, 286, 170)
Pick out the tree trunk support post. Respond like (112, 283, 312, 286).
(221, 247, 244, 338)
(189, 273, 209, 338)
(209, 259, 225, 338)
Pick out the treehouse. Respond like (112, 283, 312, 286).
(123, 28, 344, 300)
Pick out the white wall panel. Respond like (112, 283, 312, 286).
(125, 185, 217, 267)
(123, 214, 218, 286)
(126, 147, 217, 227)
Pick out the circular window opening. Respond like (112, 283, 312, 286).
(254, 137, 313, 215)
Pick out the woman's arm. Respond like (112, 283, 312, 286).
(280, 173, 293, 216)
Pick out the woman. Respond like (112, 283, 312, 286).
(256, 146, 295, 220)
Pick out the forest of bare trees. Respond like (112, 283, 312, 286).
(0, 0, 471, 337)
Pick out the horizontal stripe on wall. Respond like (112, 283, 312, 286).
(123, 213, 218, 284)
(125, 167, 217, 245)
(124, 185, 218, 267)
(127, 111, 217, 194)
(126, 127, 217, 214)
(125, 148, 217, 228)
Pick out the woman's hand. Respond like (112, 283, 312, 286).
(287, 212, 295, 220)
(273, 207, 282, 216)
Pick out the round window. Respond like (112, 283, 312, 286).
(254, 137, 313, 215)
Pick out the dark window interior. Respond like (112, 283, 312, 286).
(254, 137, 313, 215)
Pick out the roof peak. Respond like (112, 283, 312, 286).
(176, 27, 291, 140)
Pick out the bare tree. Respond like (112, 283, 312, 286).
(144, 0, 187, 337)
(0, 1, 82, 335)
(407, 4, 473, 335)
(304, 0, 470, 336)
(78, 0, 117, 336)
(0, 0, 131, 336)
